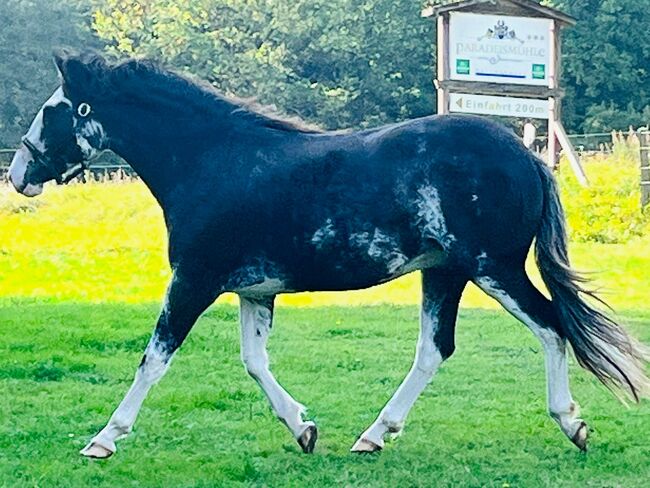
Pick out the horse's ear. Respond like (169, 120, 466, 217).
(52, 49, 95, 92)
(53, 48, 72, 80)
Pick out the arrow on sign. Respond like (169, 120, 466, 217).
(456, 97, 464, 109)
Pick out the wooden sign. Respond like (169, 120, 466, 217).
(450, 93, 549, 118)
(423, 0, 586, 185)
(449, 13, 552, 86)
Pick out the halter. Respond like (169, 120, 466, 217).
(21, 136, 88, 185)
(20, 102, 93, 185)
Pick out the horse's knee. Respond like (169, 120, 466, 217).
(414, 345, 444, 376)
(241, 353, 266, 380)
(138, 352, 171, 384)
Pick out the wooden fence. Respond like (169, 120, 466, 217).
(640, 129, 650, 207)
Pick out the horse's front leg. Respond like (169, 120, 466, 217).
(239, 295, 317, 453)
(80, 269, 218, 459)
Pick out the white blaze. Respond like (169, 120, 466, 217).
(8, 87, 71, 196)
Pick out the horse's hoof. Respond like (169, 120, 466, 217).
(350, 437, 383, 453)
(571, 421, 588, 452)
(297, 423, 318, 453)
(80, 442, 114, 459)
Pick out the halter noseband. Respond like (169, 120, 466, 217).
(21, 136, 88, 185)
(20, 102, 92, 185)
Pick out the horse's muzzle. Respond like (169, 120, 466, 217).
(8, 146, 43, 197)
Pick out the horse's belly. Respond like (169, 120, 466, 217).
(287, 249, 448, 293)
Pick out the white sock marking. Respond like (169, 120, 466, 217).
(356, 303, 443, 447)
(87, 339, 172, 452)
(476, 277, 577, 431)
(240, 297, 309, 438)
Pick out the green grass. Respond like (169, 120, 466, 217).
(0, 301, 648, 487)
(1, 170, 650, 486)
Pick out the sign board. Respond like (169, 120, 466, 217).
(449, 12, 552, 86)
(449, 93, 549, 119)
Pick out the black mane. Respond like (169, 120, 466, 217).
(56, 50, 323, 134)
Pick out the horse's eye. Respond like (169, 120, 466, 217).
(77, 103, 92, 117)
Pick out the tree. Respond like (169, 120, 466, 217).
(550, 0, 650, 131)
(0, 0, 100, 147)
(91, 0, 436, 130)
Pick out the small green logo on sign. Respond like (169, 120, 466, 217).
(532, 64, 546, 79)
(456, 59, 470, 75)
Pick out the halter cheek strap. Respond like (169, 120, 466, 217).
(21, 137, 65, 184)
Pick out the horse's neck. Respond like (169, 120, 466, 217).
(104, 112, 231, 206)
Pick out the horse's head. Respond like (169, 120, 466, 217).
(9, 52, 106, 197)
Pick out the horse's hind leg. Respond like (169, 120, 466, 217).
(351, 268, 466, 452)
(475, 262, 588, 450)
(239, 296, 317, 453)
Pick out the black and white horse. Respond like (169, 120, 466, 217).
(9, 52, 648, 458)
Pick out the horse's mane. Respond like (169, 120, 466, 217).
(57, 50, 323, 134)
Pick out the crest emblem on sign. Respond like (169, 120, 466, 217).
(478, 20, 524, 44)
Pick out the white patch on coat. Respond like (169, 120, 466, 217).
(75, 119, 108, 159)
(415, 185, 455, 247)
(349, 231, 370, 248)
(76, 136, 96, 159)
(350, 228, 408, 274)
(367, 229, 408, 273)
(365, 229, 393, 259)
(7, 147, 42, 196)
(311, 218, 336, 249)
(23, 87, 72, 151)
(8, 87, 71, 194)
(472, 194, 479, 202)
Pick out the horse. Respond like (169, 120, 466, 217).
(8, 51, 649, 459)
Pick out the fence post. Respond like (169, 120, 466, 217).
(639, 128, 650, 209)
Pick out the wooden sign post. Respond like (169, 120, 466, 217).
(422, 0, 587, 186)
(639, 129, 650, 208)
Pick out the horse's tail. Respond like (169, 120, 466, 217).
(534, 159, 650, 402)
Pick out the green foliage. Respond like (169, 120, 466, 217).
(0, 0, 100, 147)
(584, 103, 650, 134)
(2, 0, 648, 138)
(91, 0, 435, 130)
(558, 134, 647, 243)
(548, 0, 650, 132)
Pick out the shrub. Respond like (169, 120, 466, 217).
(557, 131, 647, 243)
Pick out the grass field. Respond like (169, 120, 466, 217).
(1, 177, 649, 487)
